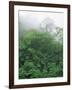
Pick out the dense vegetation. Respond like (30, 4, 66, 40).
(19, 29, 63, 79)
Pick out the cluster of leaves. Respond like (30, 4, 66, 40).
(19, 29, 63, 79)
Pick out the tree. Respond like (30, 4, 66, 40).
(19, 29, 63, 79)
(40, 17, 55, 32)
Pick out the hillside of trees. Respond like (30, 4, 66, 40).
(19, 29, 63, 79)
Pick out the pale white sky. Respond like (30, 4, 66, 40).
(19, 10, 64, 30)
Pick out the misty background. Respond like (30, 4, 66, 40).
(18, 11, 64, 43)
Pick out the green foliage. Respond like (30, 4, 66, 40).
(19, 29, 63, 79)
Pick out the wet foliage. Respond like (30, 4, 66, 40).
(19, 30, 63, 79)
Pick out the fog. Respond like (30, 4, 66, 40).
(19, 10, 64, 40)
(19, 11, 64, 30)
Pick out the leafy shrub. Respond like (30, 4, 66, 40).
(19, 29, 63, 79)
